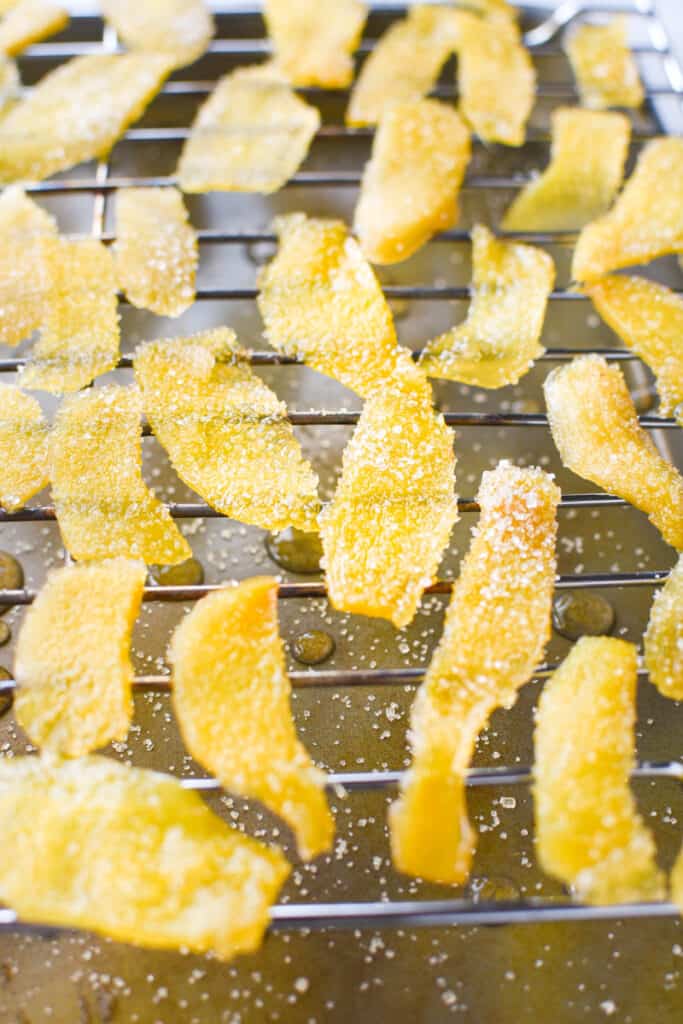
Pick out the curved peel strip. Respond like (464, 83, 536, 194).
(0, 0, 67, 57)
(15, 559, 146, 757)
(644, 556, 683, 701)
(0, 756, 289, 959)
(354, 98, 471, 265)
(534, 636, 665, 904)
(565, 17, 644, 110)
(544, 355, 683, 550)
(419, 224, 555, 387)
(50, 384, 191, 565)
(177, 62, 319, 194)
(0, 186, 56, 348)
(134, 328, 320, 532)
(390, 462, 559, 884)
(265, 0, 367, 88)
(170, 577, 334, 861)
(101, 0, 213, 69)
(0, 384, 48, 512)
(502, 107, 630, 231)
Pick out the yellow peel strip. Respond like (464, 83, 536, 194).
(0, 384, 49, 512)
(265, 0, 367, 88)
(102, 0, 214, 69)
(644, 555, 683, 701)
(0, 185, 56, 348)
(0, 0, 67, 57)
(565, 17, 644, 110)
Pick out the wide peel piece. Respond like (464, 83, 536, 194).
(565, 17, 644, 110)
(102, 0, 214, 69)
(265, 0, 367, 88)
(0, 0, 67, 57)
(390, 462, 559, 884)
(644, 556, 683, 701)
(534, 636, 665, 904)
(0, 185, 56, 348)
(0, 384, 49, 512)
(170, 577, 334, 861)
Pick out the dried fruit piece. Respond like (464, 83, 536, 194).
(566, 17, 644, 110)
(573, 138, 683, 281)
(0, 54, 172, 184)
(0, 186, 56, 348)
(544, 355, 683, 550)
(534, 636, 665, 904)
(354, 98, 471, 265)
(177, 62, 319, 194)
(19, 237, 119, 394)
(134, 328, 320, 532)
(170, 577, 334, 861)
(14, 559, 145, 756)
(320, 384, 458, 628)
(644, 556, 683, 701)
(265, 0, 366, 88)
(114, 187, 197, 318)
(0, 0, 67, 57)
(50, 385, 190, 565)
(390, 462, 559, 883)
(0, 755, 289, 958)
(419, 224, 555, 387)
(101, 0, 213, 69)
(0, 384, 48, 512)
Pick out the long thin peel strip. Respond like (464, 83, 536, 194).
(177, 62, 319, 194)
(19, 236, 120, 394)
(14, 559, 146, 757)
(389, 462, 559, 884)
(134, 328, 320, 532)
(170, 577, 334, 861)
(419, 224, 555, 387)
(49, 384, 191, 565)
(265, 0, 367, 88)
(0, 54, 172, 184)
(644, 555, 683, 701)
(534, 636, 665, 904)
(502, 107, 630, 231)
(565, 17, 644, 110)
(0, 185, 56, 348)
(0, 0, 67, 56)
(0, 756, 289, 959)
(544, 355, 683, 551)
(102, 0, 213, 69)
(0, 384, 48, 512)
(354, 98, 471, 265)
(114, 187, 197, 318)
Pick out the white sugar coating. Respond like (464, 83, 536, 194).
(565, 17, 644, 110)
(0, 0, 68, 58)
(644, 554, 683, 700)
(0, 383, 49, 512)
(0, 185, 57, 348)
(265, 0, 367, 88)
(102, 0, 214, 69)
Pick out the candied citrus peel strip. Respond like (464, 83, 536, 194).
(134, 328, 320, 532)
(502, 107, 631, 231)
(573, 138, 683, 282)
(354, 98, 471, 265)
(265, 0, 367, 88)
(644, 556, 683, 701)
(102, 0, 213, 69)
(0, 0, 67, 57)
(534, 636, 665, 904)
(565, 17, 644, 111)
(389, 462, 560, 884)
(177, 62, 320, 194)
(114, 187, 197, 318)
(419, 224, 555, 387)
(0, 186, 56, 348)
(170, 577, 334, 861)
(545, 355, 683, 550)
(0, 384, 48, 512)
(0, 55, 19, 113)
(0, 755, 289, 959)
(50, 384, 191, 565)
(14, 559, 146, 757)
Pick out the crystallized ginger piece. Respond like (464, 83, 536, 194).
(644, 556, 683, 701)
(134, 329, 320, 532)
(50, 385, 190, 565)
(544, 355, 683, 550)
(503, 107, 630, 231)
(0, 384, 48, 511)
(0, 186, 56, 348)
(102, 0, 213, 69)
(420, 224, 555, 387)
(534, 637, 665, 904)
(265, 0, 366, 88)
(566, 17, 644, 111)
(390, 462, 559, 884)
(0, 755, 289, 958)
(0, 0, 67, 57)
(170, 577, 334, 861)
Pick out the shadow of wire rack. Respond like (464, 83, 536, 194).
(0, 2, 683, 1021)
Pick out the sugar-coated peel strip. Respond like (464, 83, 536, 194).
(14, 559, 146, 757)
(0, 756, 289, 959)
(534, 636, 665, 904)
(0, 384, 48, 512)
(419, 225, 555, 387)
(101, 0, 213, 69)
(170, 577, 334, 861)
(544, 355, 683, 550)
(264, 0, 367, 88)
(177, 62, 319, 194)
(114, 187, 197, 318)
(320, 384, 458, 629)
(644, 556, 683, 701)
(0, 0, 67, 57)
(503, 107, 630, 231)
(573, 138, 683, 281)
(50, 385, 191, 565)
(19, 237, 120, 394)
(0, 186, 56, 348)
(0, 54, 172, 184)
(258, 212, 429, 398)
(390, 462, 559, 884)
(584, 275, 683, 416)
(0, 55, 19, 112)
(354, 98, 471, 265)
(134, 328, 320, 532)
(565, 17, 644, 110)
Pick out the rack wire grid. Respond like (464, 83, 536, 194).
(1, 2, 683, 1022)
